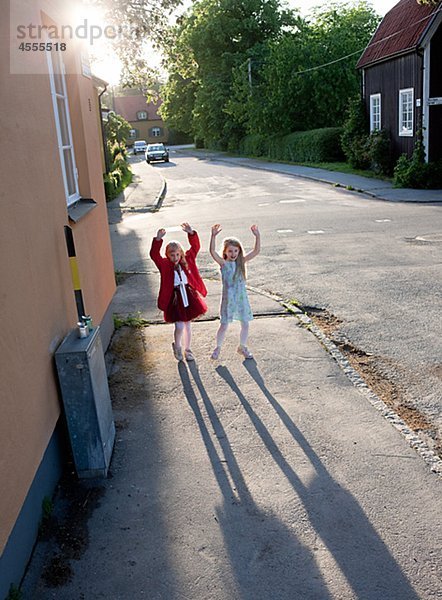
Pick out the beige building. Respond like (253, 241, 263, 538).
(1, 1, 116, 594)
(113, 94, 169, 145)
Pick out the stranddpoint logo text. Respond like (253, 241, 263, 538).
(16, 19, 146, 45)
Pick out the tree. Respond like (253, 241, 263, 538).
(229, 1, 380, 136)
(160, 0, 296, 148)
(91, 0, 182, 91)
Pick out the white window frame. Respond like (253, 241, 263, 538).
(151, 127, 161, 137)
(369, 93, 381, 132)
(128, 129, 137, 139)
(137, 111, 147, 120)
(46, 48, 80, 205)
(399, 88, 414, 137)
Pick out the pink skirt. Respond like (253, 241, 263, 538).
(164, 285, 208, 323)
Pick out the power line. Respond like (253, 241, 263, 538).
(293, 5, 442, 75)
(245, 5, 442, 78)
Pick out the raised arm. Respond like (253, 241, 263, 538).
(149, 228, 166, 268)
(244, 225, 261, 262)
(210, 224, 224, 266)
(182, 222, 200, 257)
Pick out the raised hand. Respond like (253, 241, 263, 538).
(251, 224, 260, 237)
(211, 223, 222, 236)
(181, 222, 194, 234)
(156, 228, 166, 240)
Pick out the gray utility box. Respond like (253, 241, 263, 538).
(55, 326, 115, 478)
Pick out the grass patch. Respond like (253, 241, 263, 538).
(113, 313, 150, 329)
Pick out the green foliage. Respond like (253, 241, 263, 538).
(283, 128, 344, 162)
(366, 129, 393, 176)
(103, 113, 132, 201)
(104, 112, 131, 146)
(341, 98, 370, 169)
(239, 133, 269, 157)
(229, 2, 380, 137)
(239, 127, 344, 162)
(113, 313, 150, 329)
(393, 135, 442, 188)
(161, 0, 296, 148)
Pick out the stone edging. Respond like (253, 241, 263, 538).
(246, 284, 442, 478)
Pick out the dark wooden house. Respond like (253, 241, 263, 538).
(357, 0, 442, 162)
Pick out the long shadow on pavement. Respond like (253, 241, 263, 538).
(214, 361, 420, 600)
(179, 361, 332, 600)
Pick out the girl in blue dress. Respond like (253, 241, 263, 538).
(209, 224, 261, 360)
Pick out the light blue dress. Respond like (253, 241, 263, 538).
(220, 261, 253, 324)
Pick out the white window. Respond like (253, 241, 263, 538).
(46, 48, 80, 205)
(129, 129, 137, 139)
(137, 111, 147, 120)
(151, 127, 161, 137)
(399, 88, 414, 136)
(369, 94, 381, 131)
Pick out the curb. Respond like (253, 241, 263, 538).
(181, 150, 442, 204)
(153, 173, 167, 210)
(246, 284, 442, 478)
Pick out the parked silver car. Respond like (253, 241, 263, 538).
(145, 143, 169, 164)
(133, 140, 148, 155)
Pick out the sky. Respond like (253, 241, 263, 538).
(90, 0, 400, 85)
(291, 0, 398, 16)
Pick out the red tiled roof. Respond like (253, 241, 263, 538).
(113, 95, 163, 121)
(357, 0, 441, 68)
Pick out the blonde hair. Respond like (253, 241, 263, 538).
(222, 237, 246, 280)
(166, 241, 187, 267)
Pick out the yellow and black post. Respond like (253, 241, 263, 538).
(64, 225, 86, 321)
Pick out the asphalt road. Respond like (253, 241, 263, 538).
(133, 149, 442, 453)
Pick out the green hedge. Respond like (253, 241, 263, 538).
(238, 127, 344, 163)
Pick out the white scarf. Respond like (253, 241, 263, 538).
(174, 266, 189, 307)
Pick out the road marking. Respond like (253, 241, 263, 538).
(375, 219, 391, 223)
(279, 199, 305, 203)
(258, 203, 270, 206)
(308, 230, 325, 234)
(277, 229, 293, 233)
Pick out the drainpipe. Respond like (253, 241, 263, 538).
(419, 46, 430, 163)
(97, 82, 111, 173)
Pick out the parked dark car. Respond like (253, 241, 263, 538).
(145, 143, 169, 164)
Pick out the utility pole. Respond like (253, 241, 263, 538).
(247, 57, 252, 95)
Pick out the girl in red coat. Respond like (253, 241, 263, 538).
(150, 222, 208, 361)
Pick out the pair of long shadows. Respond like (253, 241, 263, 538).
(178, 359, 419, 600)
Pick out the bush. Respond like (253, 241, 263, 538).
(238, 128, 344, 163)
(367, 129, 393, 176)
(283, 128, 344, 162)
(341, 98, 370, 169)
(394, 154, 442, 189)
(239, 134, 269, 157)
(392, 134, 442, 188)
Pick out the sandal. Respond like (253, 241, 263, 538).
(211, 346, 221, 360)
(185, 349, 195, 361)
(172, 342, 183, 361)
(237, 345, 253, 359)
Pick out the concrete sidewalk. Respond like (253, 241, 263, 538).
(178, 147, 442, 204)
(23, 315, 442, 599)
(107, 156, 166, 225)
(21, 145, 442, 599)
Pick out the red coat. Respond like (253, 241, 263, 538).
(150, 231, 208, 311)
